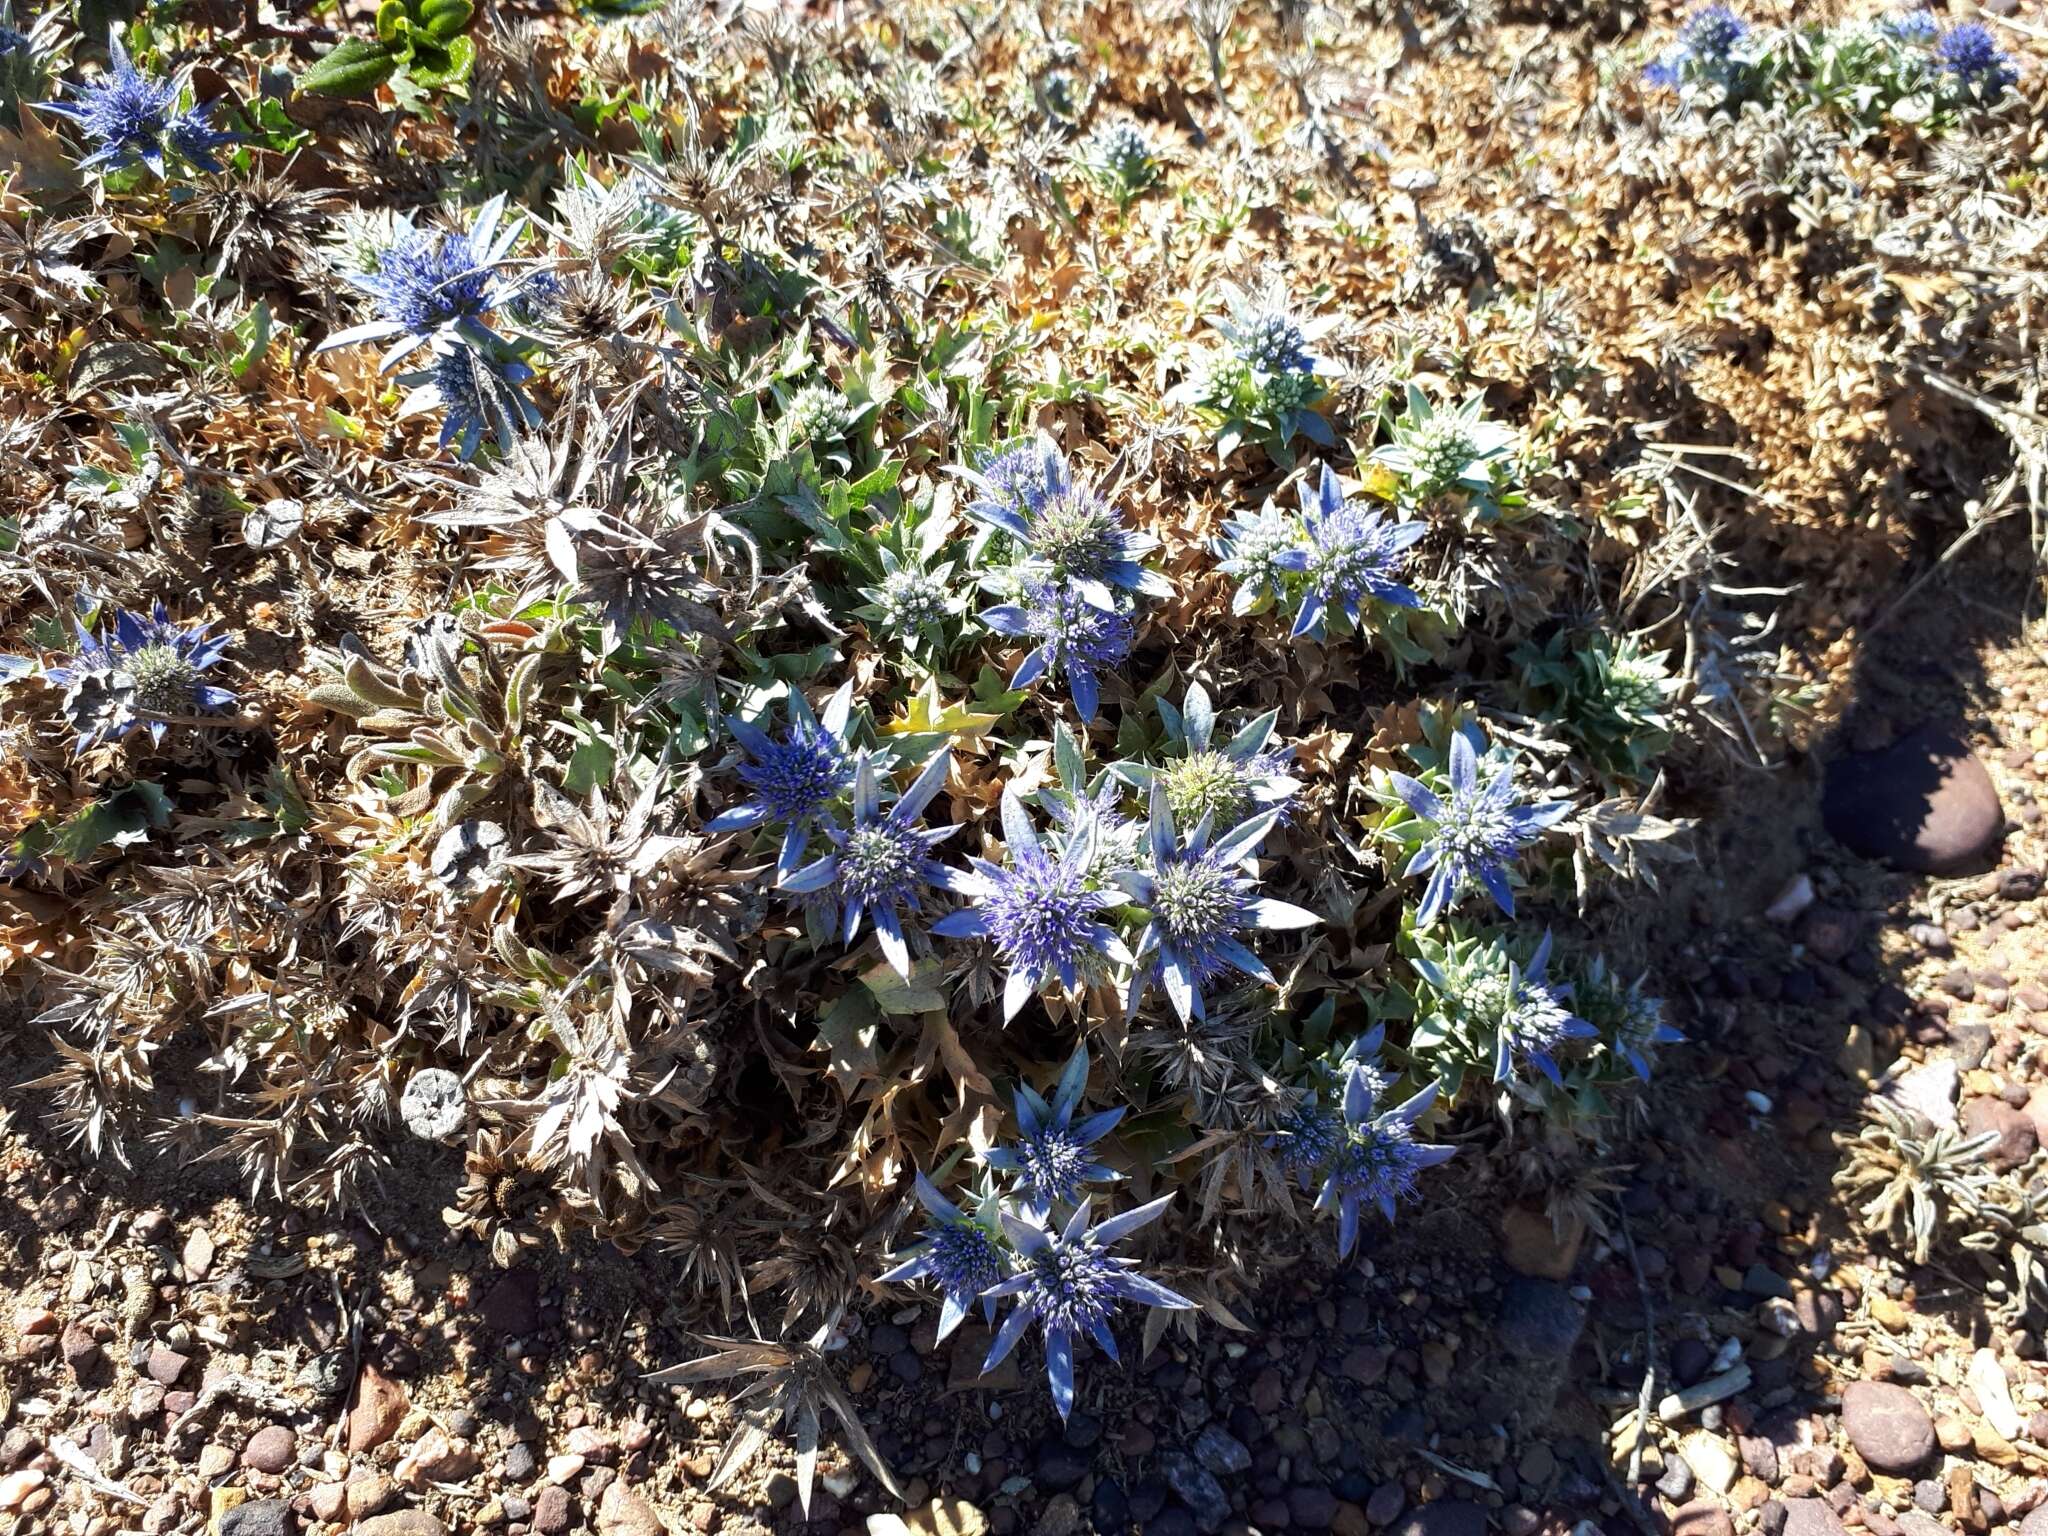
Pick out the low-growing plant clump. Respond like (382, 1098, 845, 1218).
(0, 0, 2039, 1504)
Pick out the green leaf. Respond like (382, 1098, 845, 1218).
(861, 957, 946, 1016)
(48, 782, 173, 863)
(299, 36, 403, 98)
(416, 0, 473, 39)
(814, 990, 882, 1096)
(403, 33, 474, 89)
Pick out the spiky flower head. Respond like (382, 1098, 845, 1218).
(932, 787, 1135, 1020)
(1935, 23, 2018, 96)
(964, 437, 1165, 611)
(986, 1046, 1125, 1215)
(705, 682, 857, 878)
(973, 438, 1064, 524)
(875, 566, 952, 631)
(37, 30, 233, 178)
(1292, 465, 1426, 640)
(405, 348, 540, 462)
(1205, 279, 1340, 382)
(1389, 729, 1568, 925)
(1882, 9, 1937, 43)
(981, 1196, 1193, 1420)
(781, 382, 855, 452)
(1415, 930, 1599, 1086)
(877, 1171, 1011, 1341)
(1215, 501, 1308, 616)
(1120, 783, 1318, 1024)
(982, 578, 1135, 723)
(319, 194, 528, 372)
(1117, 683, 1301, 836)
(43, 602, 234, 750)
(1681, 4, 1746, 60)
(784, 750, 964, 978)
(1314, 1072, 1453, 1258)
(1080, 121, 1157, 201)
(1409, 418, 1481, 491)
(1049, 779, 1147, 889)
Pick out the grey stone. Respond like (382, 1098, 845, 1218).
(1157, 1451, 1230, 1534)
(1191, 1424, 1251, 1477)
(219, 1501, 294, 1536)
(1495, 1278, 1585, 1362)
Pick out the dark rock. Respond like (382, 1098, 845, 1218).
(504, 1441, 538, 1482)
(219, 1500, 294, 1536)
(1912, 1480, 1946, 1514)
(1158, 1451, 1230, 1533)
(1287, 1485, 1337, 1531)
(1145, 1509, 1197, 1536)
(1841, 1382, 1936, 1474)
(1658, 1459, 1695, 1502)
(1366, 1484, 1406, 1526)
(1822, 727, 2004, 875)
(1093, 1479, 1130, 1531)
(480, 1270, 541, 1336)
(1035, 1437, 1090, 1493)
(1760, 1505, 1789, 1536)
(1495, 1278, 1585, 1363)
(1130, 1479, 1170, 1523)
(1192, 1425, 1251, 1478)
(1672, 1339, 1713, 1387)
(1063, 1411, 1102, 1450)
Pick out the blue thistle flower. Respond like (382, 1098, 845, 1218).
(1292, 466, 1426, 641)
(985, 1046, 1125, 1216)
(982, 577, 1134, 724)
(404, 348, 540, 462)
(1272, 1099, 1343, 1187)
(1389, 729, 1569, 925)
(704, 682, 857, 878)
(982, 1196, 1193, 1421)
(1313, 1072, 1453, 1259)
(783, 749, 966, 978)
(1681, 4, 1746, 61)
(932, 786, 1135, 1021)
(37, 30, 234, 178)
(317, 194, 528, 372)
(972, 438, 1065, 524)
(1883, 9, 1938, 44)
(1113, 682, 1300, 835)
(1414, 930, 1599, 1086)
(1935, 22, 2018, 96)
(1214, 500, 1307, 616)
(877, 1171, 1011, 1341)
(1119, 783, 1319, 1024)
(963, 435, 1166, 610)
(44, 602, 234, 750)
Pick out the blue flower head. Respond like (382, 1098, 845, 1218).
(44, 602, 234, 750)
(318, 194, 528, 372)
(932, 786, 1134, 1020)
(985, 1045, 1125, 1215)
(1115, 682, 1301, 835)
(982, 1196, 1193, 1421)
(982, 577, 1134, 723)
(964, 435, 1166, 610)
(405, 348, 540, 461)
(877, 1171, 1011, 1342)
(705, 681, 857, 877)
(1119, 782, 1319, 1024)
(38, 30, 235, 177)
(1389, 729, 1568, 925)
(1214, 500, 1307, 617)
(1415, 929, 1599, 1087)
(1883, 9, 1938, 44)
(1935, 23, 2018, 97)
(1314, 1072, 1453, 1259)
(1292, 465, 1426, 641)
(783, 749, 965, 978)
(1681, 4, 1746, 61)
